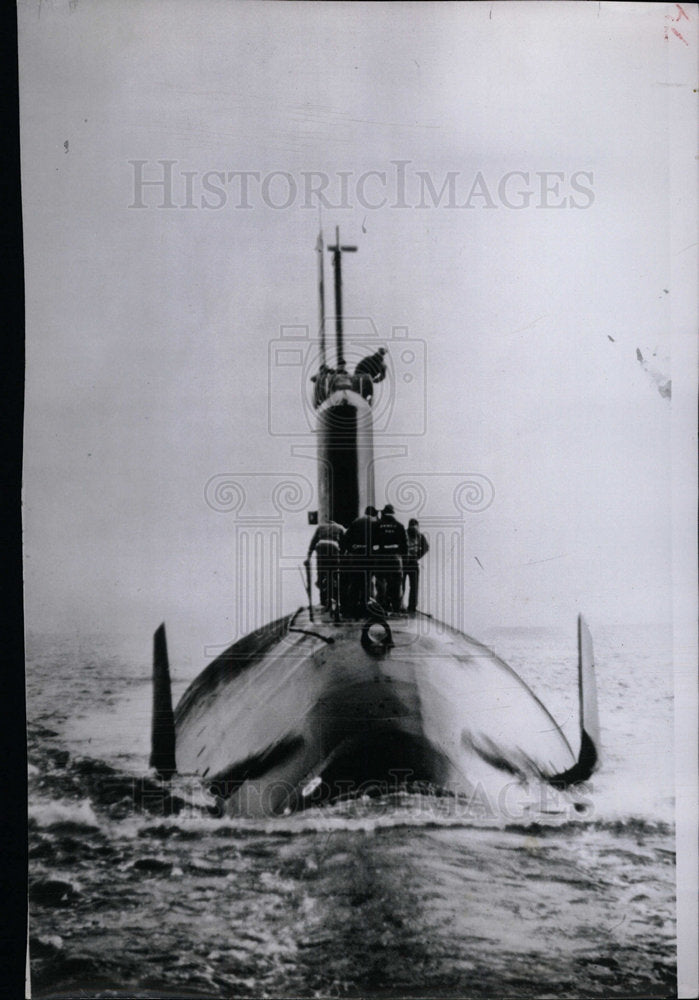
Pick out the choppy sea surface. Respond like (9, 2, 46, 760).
(26, 622, 676, 999)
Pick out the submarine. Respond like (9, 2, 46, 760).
(149, 229, 600, 818)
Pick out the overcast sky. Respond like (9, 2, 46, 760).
(19, 1, 696, 669)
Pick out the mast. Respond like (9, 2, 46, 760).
(316, 228, 326, 369)
(328, 226, 356, 370)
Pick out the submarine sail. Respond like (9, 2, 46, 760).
(314, 226, 374, 527)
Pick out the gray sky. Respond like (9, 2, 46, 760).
(20, 1, 696, 665)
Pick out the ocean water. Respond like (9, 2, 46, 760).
(26, 622, 676, 999)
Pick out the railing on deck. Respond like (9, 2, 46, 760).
(312, 368, 375, 408)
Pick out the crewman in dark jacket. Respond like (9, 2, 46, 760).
(403, 518, 429, 614)
(340, 506, 378, 617)
(306, 519, 344, 610)
(374, 504, 407, 613)
(354, 347, 388, 400)
(310, 363, 336, 408)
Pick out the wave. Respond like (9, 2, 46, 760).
(29, 798, 100, 831)
(28, 748, 675, 842)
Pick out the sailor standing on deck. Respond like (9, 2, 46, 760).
(306, 519, 344, 611)
(403, 519, 429, 614)
(374, 504, 408, 613)
(340, 506, 378, 618)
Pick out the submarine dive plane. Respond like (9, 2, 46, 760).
(150, 230, 600, 817)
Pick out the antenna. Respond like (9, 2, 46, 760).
(327, 225, 357, 370)
(316, 227, 326, 368)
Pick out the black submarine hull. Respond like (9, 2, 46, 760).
(160, 609, 597, 818)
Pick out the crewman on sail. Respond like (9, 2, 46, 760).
(374, 504, 407, 613)
(340, 506, 378, 618)
(354, 347, 388, 401)
(310, 363, 336, 408)
(306, 519, 344, 611)
(403, 518, 429, 614)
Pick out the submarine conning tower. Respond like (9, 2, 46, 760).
(315, 369, 375, 529)
(313, 227, 376, 528)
